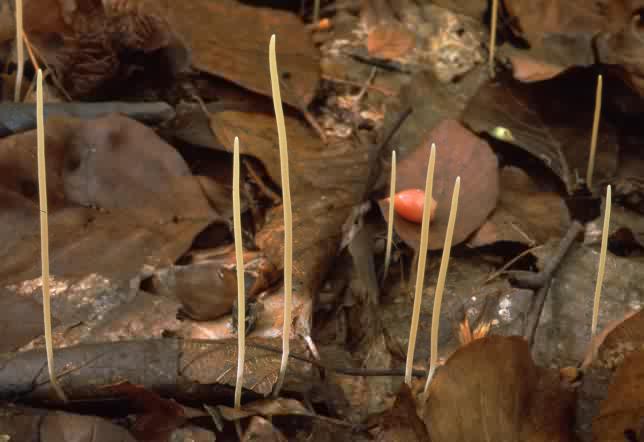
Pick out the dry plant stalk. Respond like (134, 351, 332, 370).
(591, 185, 611, 337)
(36, 70, 66, 402)
(488, 0, 498, 77)
(382, 150, 396, 284)
(232, 136, 246, 409)
(14, 0, 24, 102)
(269, 34, 294, 398)
(404, 143, 436, 386)
(586, 75, 603, 188)
(424, 177, 461, 393)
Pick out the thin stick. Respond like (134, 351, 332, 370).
(270, 34, 294, 398)
(313, 0, 320, 23)
(488, 0, 498, 78)
(232, 136, 246, 409)
(404, 143, 436, 386)
(424, 177, 461, 393)
(36, 70, 66, 402)
(14, 0, 24, 102)
(586, 75, 603, 189)
(591, 185, 611, 336)
(382, 150, 396, 284)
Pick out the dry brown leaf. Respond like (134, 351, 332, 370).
(149, 246, 278, 321)
(510, 55, 566, 83)
(582, 309, 644, 370)
(423, 335, 575, 442)
(468, 166, 570, 247)
(368, 384, 430, 442)
(593, 350, 644, 442)
(367, 23, 416, 60)
(378, 119, 499, 250)
(156, 0, 319, 107)
(462, 69, 619, 194)
(0, 114, 215, 287)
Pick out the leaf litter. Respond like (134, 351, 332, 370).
(0, 0, 644, 440)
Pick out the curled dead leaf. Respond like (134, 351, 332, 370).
(423, 335, 575, 442)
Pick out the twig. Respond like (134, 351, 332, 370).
(278, 76, 327, 144)
(243, 159, 281, 205)
(483, 245, 543, 284)
(353, 67, 376, 107)
(244, 341, 428, 378)
(525, 279, 551, 348)
(508, 221, 584, 290)
(321, 75, 395, 96)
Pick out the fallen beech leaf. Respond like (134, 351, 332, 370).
(468, 166, 570, 247)
(577, 309, 644, 439)
(157, 0, 320, 107)
(423, 335, 575, 442)
(463, 69, 619, 194)
(0, 406, 136, 441)
(503, 0, 608, 69)
(368, 384, 430, 442)
(582, 309, 644, 371)
(596, 3, 644, 98)
(0, 114, 215, 286)
(149, 246, 278, 321)
(367, 23, 416, 60)
(593, 350, 644, 442)
(378, 119, 499, 250)
(510, 55, 566, 83)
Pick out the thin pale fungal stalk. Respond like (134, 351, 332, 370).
(313, 0, 320, 24)
(37, 70, 66, 402)
(424, 176, 461, 394)
(586, 75, 603, 188)
(269, 34, 293, 398)
(382, 150, 396, 284)
(404, 143, 436, 386)
(488, 0, 498, 78)
(591, 185, 611, 337)
(14, 0, 24, 102)
(232, 136, 246, 409)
